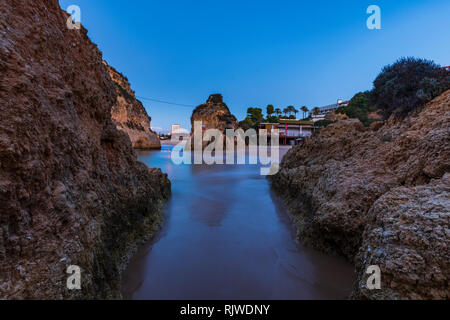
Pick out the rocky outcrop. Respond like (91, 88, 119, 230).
(354, 174, 449, 300)
(325, 112, 348, 122)
(191, 94, 239, 133)
(104, 62, 161, 150)
(270, 90, 450, 299)
(0, 0, 170, 299)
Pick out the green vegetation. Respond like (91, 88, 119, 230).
(113, 82, 134, 102)
(266, 104, 275, 117)
(239, 107, 264, 130)
(266, 116, 280, 123)
(337, 57, 449, 125)
(239, 104, 308, 130)
(372, 57, 450, 118)
(274, 108, 282, 117)
(336, 91, 377, 127)
(300, 106, 309, 119)
(238, 57, 449, 131)
(315, 120, 335, 128)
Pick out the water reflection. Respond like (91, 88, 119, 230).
(122, 145, 355, 300)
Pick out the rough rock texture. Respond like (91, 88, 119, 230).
(270, 90, 450, 299)
(354, 174, 449, 300)
(0, 0, 170, 299)
(191, 94, 239, 133)
(325, 112, 348, 122)
(104, 62, 161, 150)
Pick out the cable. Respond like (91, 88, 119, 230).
(136, 96, 195, 108)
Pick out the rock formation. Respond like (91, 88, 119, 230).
(0, 0, 170, 299)
(191, 94, 239, 133)
(325, 112, 348, 122)
(270, 90, 450, 299)
(104, 62, 161, 150)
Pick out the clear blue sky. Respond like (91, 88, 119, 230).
(59, 0, 450, 133)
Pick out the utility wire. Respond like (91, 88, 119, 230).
(136, 96, 195, 108)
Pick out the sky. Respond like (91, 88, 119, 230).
(59, 0, 450, 133)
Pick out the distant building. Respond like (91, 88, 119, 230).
(259, 119, 316, 145)
(311, 99, 349, 122)
(170, 124, 190, 141)
(171, 124, 181, 135)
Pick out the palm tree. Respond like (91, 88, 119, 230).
(287, 106, 298, 115)
(293, 107, 299, 119)
(301, 106, 309, 119)
(312, 107, 321, 116)
(266, 104, 274, 118)
(275, 108, 282, 117)
(283, 107, 290, 118)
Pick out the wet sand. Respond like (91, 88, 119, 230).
(122, 145, 354, 300)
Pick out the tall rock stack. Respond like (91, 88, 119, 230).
(191, 94, 239, 133)
(104, 62, 161, 150)
(0, 0, 170, 299)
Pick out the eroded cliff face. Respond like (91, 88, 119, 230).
(104, 62, 161, 150)
(270, 90, 450, 299)
(0, 0, 170, 299)
(191, 94, 239, 133)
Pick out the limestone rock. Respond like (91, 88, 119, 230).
(0, 0, 170, 299)
(104, 62, 161, 150)
(270, 90, 450, 299)
(354, 174, 450, 300)
(191, 94, 239, 133)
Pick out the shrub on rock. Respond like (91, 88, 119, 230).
(372, 57, 450, 118)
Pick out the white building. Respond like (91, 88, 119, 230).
(259, 119, 316, 145)
(171, 124, 181, 136)
(311, 99, 349, 122)
(170, 124, 190, 142)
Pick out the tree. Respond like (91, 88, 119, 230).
(283, 107, 290, 118)
(315, 120, 335, 128)
(239, 107, 264, 130)
(312, 107, 321, 116)
(372, 57, 450, 118)
(274, 108, 282, 117)
(266, 105, 275, 118)
(337, 91, 376, 127)
(300, 106, 309, 119)
(285, 106, 296, 118)
(239, 118, 254, 131)
(266, 116, 279, 123)
(247, 107, 264, 123)
(293, 107, 299, 119)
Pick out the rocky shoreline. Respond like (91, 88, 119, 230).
(0, 0, 170, 299)
(270, 91, 450, 299)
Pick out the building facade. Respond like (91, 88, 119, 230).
(171, 124, 181, 136)
(311, 99, 349, 122)
(259, 119, 316, 145)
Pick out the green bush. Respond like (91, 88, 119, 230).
(337, 91, 377, 126)
(315, 120, 335, 128)
(266, 116, 280, 124)
(239, 107, 264, 130)
(372, 57, 450, 118)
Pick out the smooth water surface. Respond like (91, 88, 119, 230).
(122, 145, 354, 300)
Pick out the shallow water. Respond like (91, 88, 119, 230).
(122, 145, 355, 300)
